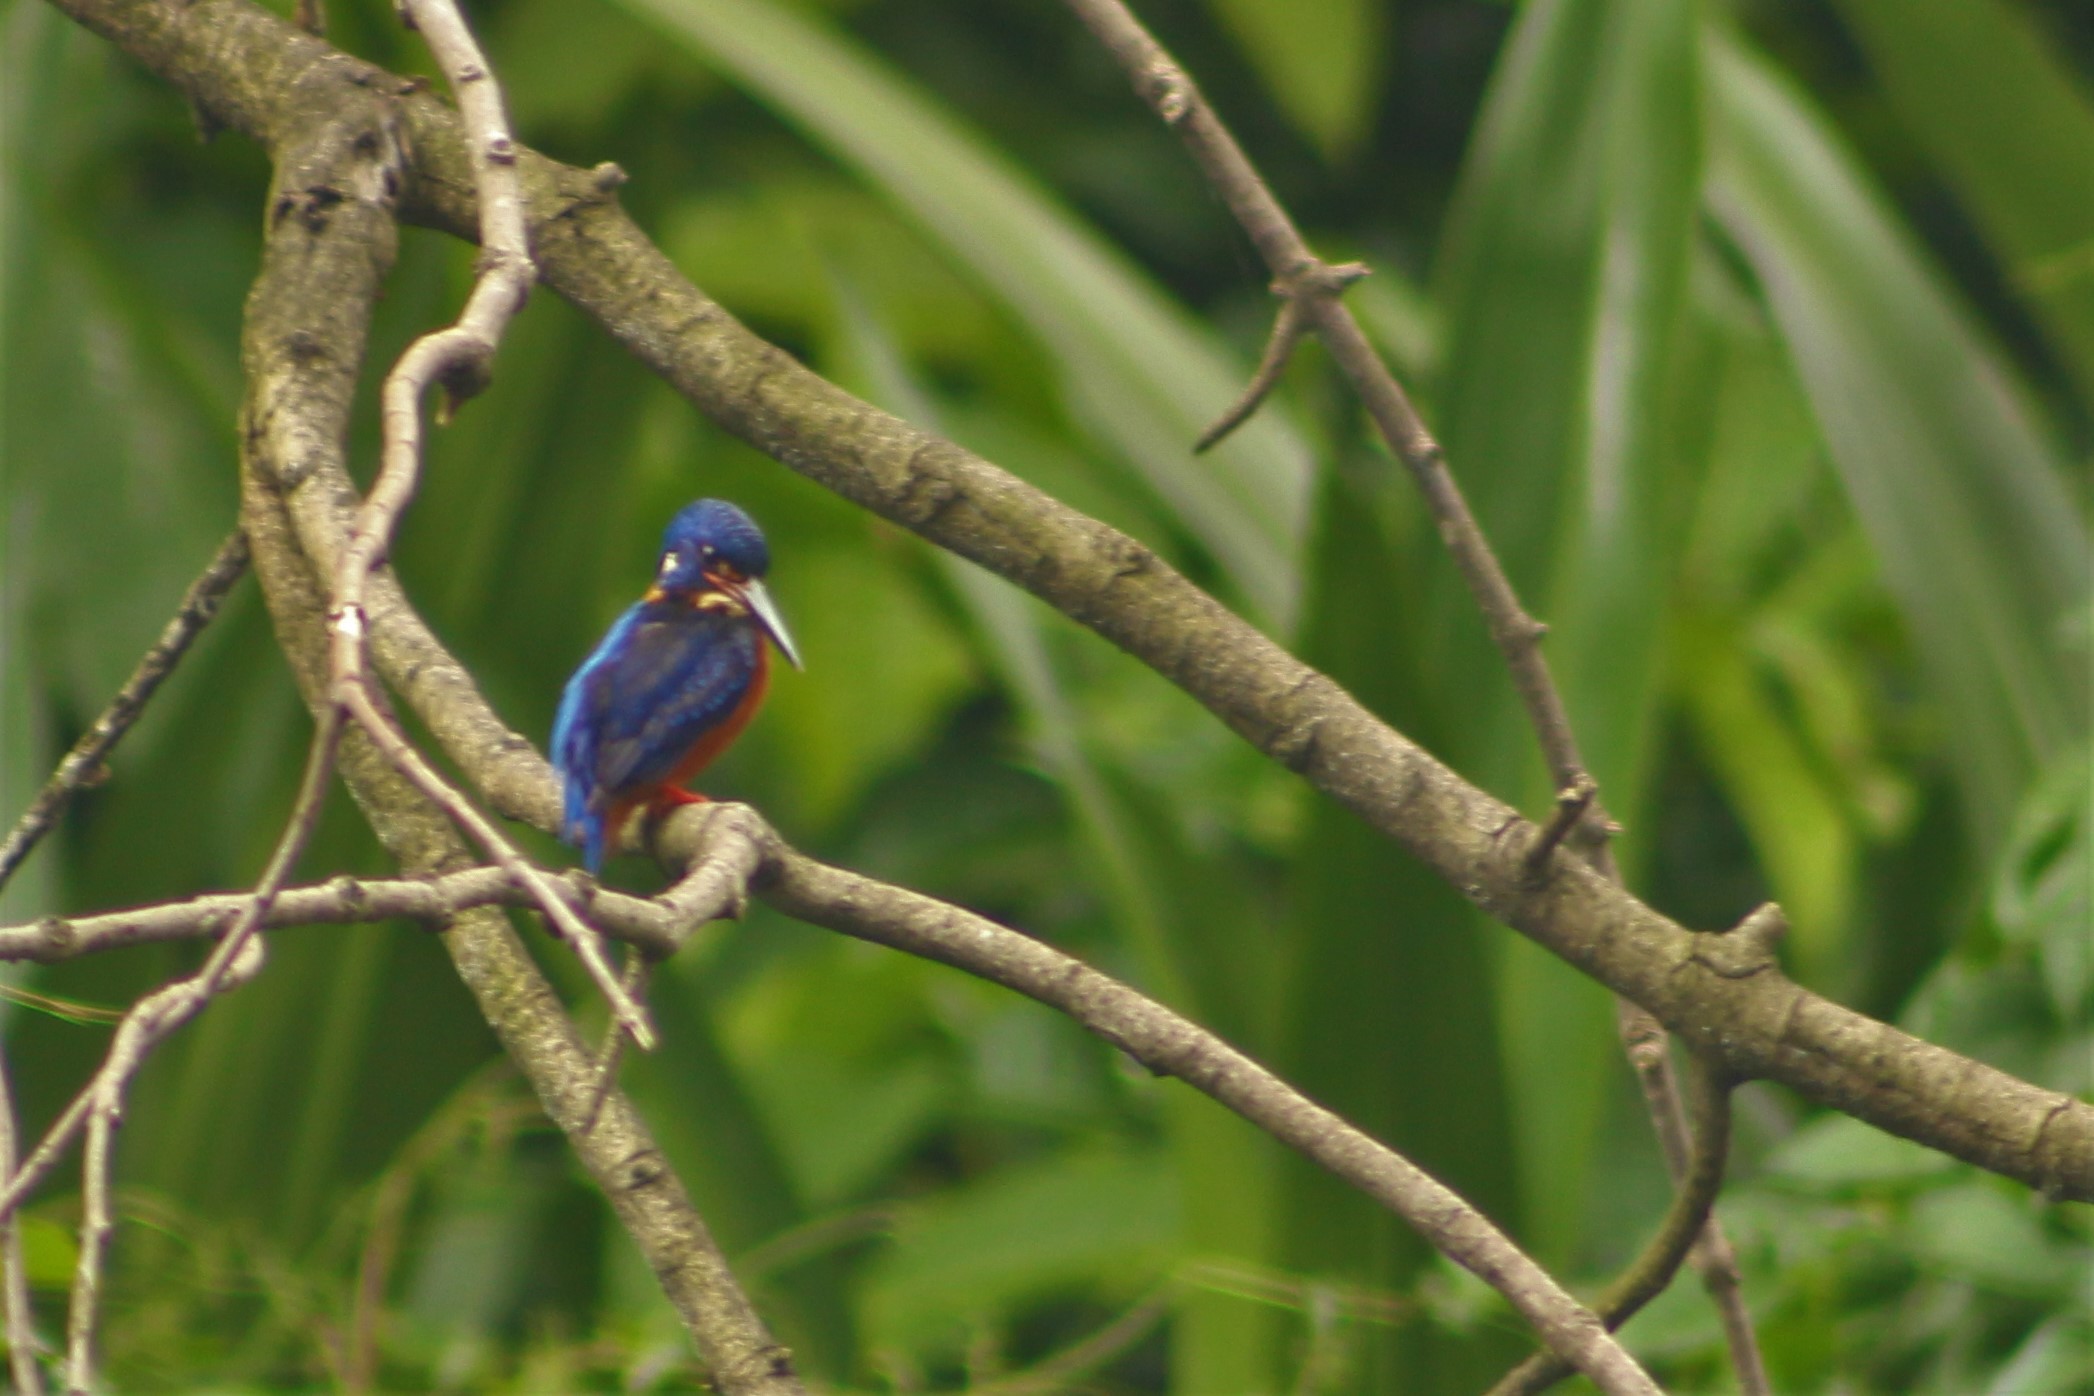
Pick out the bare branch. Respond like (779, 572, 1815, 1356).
(1490, 1058, 1736, 1395)
(0, 866, 723, 964)
(759, 840, 1658, 1394)
(41, 0, 2094, 1208)
(9, 701, 344, 1380)
(334, 682, 657, 1049)
(1525, 777, 1600, 881)
(1059, 0, 1591, 814)
(300, 0, 655, 1050)
(65, 1100, 115, 1391)
(57, 706, 335, 1388)
(1195, 296, 1306, 453)
(0, 792, 1662, 1380)
(0, 1050, 42, 1394)
(331, 0, 529, 626)
(1054, 1, 1768, 1377)
(0, 531, 250, 896)
(228, 68, 799, 1389)
(1194, 261, 1368, 453)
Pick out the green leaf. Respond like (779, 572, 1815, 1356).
(1828, 0, 2094, 406)
(859, 1147, 1176, 1355)
(1985, 1314, 2094, 1396)
(1679, 612, 1857, 975)
(393, 1141, 548, 1375)
(629, 940, 860, 1376)
(825, 269, 1184, 995)
(1278, 464, 1524, 1390)
(494, 0, 685, 135)
(1707, 32, 2092, 849)
(1764, 1113, 1956, 1190)
(1204, 0, 1388, 160)
(722, 964, 951, 1206)
(613, 0, 1314, 630)
(1907, 1181, 2082, 1299)
(754, 542, 977, 829)
(1991, 739, 2092, 1021)
(19, 1213, 77, 1290)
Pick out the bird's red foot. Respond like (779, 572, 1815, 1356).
(652, 786, 711, 809)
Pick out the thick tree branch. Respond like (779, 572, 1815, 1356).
(0, 807, 1662, 1391)
(230, 74, 799, 1394)
(41, 0, 2094, 1206)
(309, 0, 652, 1049)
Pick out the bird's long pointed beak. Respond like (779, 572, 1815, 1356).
(737, 577, 803, 670)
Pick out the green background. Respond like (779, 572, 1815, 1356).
(1, 0, 2088, 1390)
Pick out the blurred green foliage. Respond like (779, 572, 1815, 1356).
(1, 0, 2088, 1390)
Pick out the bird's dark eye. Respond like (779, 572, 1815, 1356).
(700, 544, 717, 560)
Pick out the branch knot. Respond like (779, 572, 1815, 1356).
(1693, 903, 1787, 980)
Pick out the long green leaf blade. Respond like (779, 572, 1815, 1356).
(1203, 0, 1388, 159)
(1708, 32, 2091, 847)
(616, 0, 1314, 629)
(1828, 0, 2094, 407)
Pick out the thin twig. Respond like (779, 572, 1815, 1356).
(1525, 776, 1599, 880)
(0, 1095, 90, 1230)
(1195, 297, 1307, 453)
(330, 0, 530, 633)
(1, 717, 344, 1232)
(0, 1048, 42, 1394)
(335, 684, 657, 1049)
(0, 532, 250, 896)
(322, 0, 649, 1049)
(64, 1100, 116, 1391)
(0, 864, 737, 965)
(1057, 3, 1768, 1383)
(1488, 1058, 1736, 1395)
(1194, 262, 1367, 453)
(581, 951, 652, 1135)
(58, 709, 338, 1388)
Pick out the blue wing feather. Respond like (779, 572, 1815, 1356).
(552, 601, 759, 870)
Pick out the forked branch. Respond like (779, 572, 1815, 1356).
(1055, 2, 1765, 1383)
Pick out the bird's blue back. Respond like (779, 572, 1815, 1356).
(552, 598, 761, 870)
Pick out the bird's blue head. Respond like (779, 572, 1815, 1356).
(648, 499, 802, 668)
(655, 499, 770, 590)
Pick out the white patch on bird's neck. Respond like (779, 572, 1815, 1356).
(693, 590, 745, 615)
